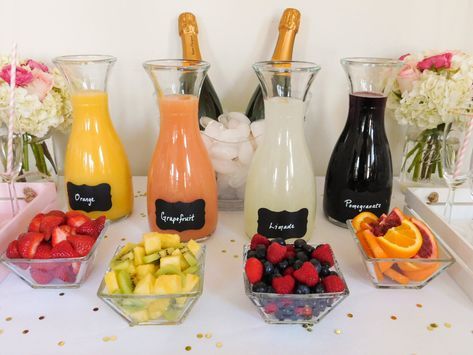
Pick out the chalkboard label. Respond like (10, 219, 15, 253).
(155, 199, 205, 232)
(67, 182, 112, 212)
(257, 208, 308, 239)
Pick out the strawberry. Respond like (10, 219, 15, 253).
(46, 210, 66, 219)
(311, 244, 334, 267)
(266, 242, 287, 264)
(28, 213, 44, 232)
(66, 212, 90, 228)
(322, 275, 345, 293)
(34, 242, 52, 259)
(271, 275, 295, 294)
(40, 215, 65, 240)
(245, 257, 263, 284)
(6, 240, 21, 258)
(30, 267, 54, 285)
(76, 216, 106, 238)
(67, 234, 95, 257)
(51, 225, 74, 247)
(55, 264, 76, 283)
(293, 261, 319, 287)
(264, 302, 278, 314)
(51, 240, 79, 259)
(250, 234, 270, 250)
(283, 266, 294, 276)
(17, 232, 45, 259)
(295, 306, 313, 318)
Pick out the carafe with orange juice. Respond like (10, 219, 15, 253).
(53, 55, 133, 220)
(143, 60, 218, 241)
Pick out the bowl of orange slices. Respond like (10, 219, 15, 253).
(347, 208, 455, 289)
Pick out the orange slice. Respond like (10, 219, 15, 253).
(402, 267, 438, 282)
(384, 268, 410, 285)
(376, 220, 422, 258)
(355, 231, 384, 282)
(352, 212, 379, 232)
(362, 230, 393, 272)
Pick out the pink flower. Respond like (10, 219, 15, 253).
(417, 52, 453, 71)
(0, 64, 34, 87)
(26, 59, 49, 73)
(397, 63, 421, 93)
(399, 53, 411, 61)
(25, 69, 53, 101)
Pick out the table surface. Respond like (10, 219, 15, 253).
(0, 177, 472, 355)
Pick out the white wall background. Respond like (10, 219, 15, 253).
(2, 0, 472, 176)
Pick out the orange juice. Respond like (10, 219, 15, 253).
(147, 95, 217, 241)
(65, 91, 133, 220)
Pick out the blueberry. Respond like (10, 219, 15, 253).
(293, 260, 304, 270)
(281, 307, 294, 318)
(309, 259, 322, 273)
(252, 282, 268, 293)
(303, 244, 315, 255)
(276, 310, 285, 321)
(286, 256, 295, 266)
(272, 238, 286, 246)
(255, 245, 266, 259)
(295, 284, 311, 294)
(296, 251, 308, 262)
(277, 259, 289, 270)
(312, 282, 325, 294)
(247, 250, 257, 259)
(263, 261, 274, 276)
(319, 265, 331, 278)
(294, 239, 307, 249)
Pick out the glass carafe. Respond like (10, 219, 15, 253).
(323, 58, 402, 227)
(54, 55, 133, 220)
(244, 61, 320, 241)
(143, 60, 218, 241)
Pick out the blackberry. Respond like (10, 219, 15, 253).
(267, 286, 275, 293)
(319, 265, 331, 278)
(286, 256, 295, 266)
(272, 238, 286, 246)
(277, 259, 289, 271)
(309, 258, 322, 273)
(247, 250, 257, 259)
(329, 271, 339, 277)
(294, 239, 307, 249)
(295, 284, 311, 294)
(296, 251, 308, 262)
(255, 244, 266, 259)
(252, 282, 268, 293)
(293, 260, 304, 270)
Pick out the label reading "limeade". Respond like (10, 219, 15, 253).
(257, 208, 308, 239)
(67, 182, 112, 212)
(155, 199, 205, 232)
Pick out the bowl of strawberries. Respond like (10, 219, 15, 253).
(243, 234, 349, 324)
(0, 210, 108, 288)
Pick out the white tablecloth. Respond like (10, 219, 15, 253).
(0, 177, 471, 355)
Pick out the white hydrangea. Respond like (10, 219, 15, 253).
(0, 59, 71, 138)
(388, 51, 473, 129)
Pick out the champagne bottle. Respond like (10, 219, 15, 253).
(179, 12, 223, 128)
(245, 8, 300, 121)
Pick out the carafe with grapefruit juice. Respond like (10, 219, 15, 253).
(143, 60, 218, 241)
(53, 55, 133, 220)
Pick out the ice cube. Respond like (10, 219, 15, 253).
(200, 116, 215, 129)
(250, 119, 265, 138)
(221, 125, 250, 142)
(227, 112, 251, 128)
(210, 141, 239, 160)
(217, 113, 231, 128)
(200, 133, 213, 151)
(211, 158, 239, 175)
(228, 165, 249, 188)
(204, 120, 225, 140)
(238, 141, 254, 165)
(217, 173, 237, 199)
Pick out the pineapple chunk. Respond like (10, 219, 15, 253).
(136, 264, 156, 279)
(187, 239, 201, 258)
(154, 275, 182, 294)
(104, 271, 120, 294)
(143, 233, 162, 254)
(116, 243, 137, 259)
(147, 299, 170, 320)
(134, 274, 155, 295)
(133, 246, 146, 266)
(128, 309, 149, 323)
(179, 255, 190, 270)
(182, 273, 200, 292)
(160, 233, 181, 248)
(160, 255, 181, 272)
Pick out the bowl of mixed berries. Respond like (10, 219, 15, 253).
(243, 234, 349, 324)
(0, 210, 108, 288)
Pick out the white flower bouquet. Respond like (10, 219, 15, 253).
(0, 57, 71, 177)
(388, 51, 473, 182)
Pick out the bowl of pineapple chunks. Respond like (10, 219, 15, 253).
(97, 232, 205, 325)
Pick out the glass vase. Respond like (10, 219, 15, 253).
(20, 132, 58, 183)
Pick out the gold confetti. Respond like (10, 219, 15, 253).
(104, 235, 109, 239)
(430, 323, 438, 328)
(221, 250, 227, 253)
(38, 316, 45, 320)
(427, 326, 434, 331)
(22, 329, 29, 334)
(57, 341, 65, 347)
(416, 303, 423, 308)
(347, 313, 353, 318)
(196, 333, 203, 339)
(110, 336, 117, 341)
(334, 329, 342, 335)
(93, 307, 99, 312)
(390, 315, 397, 320)
(5, 317, 12, 321)
(233, 255, 238, 259)
(103, 336, 110, 342)
(444, 322, 452, 328)
(185, 345, 192, 351)
(59, 292, 65, 296)
(216, 342, 223, 348)
(121, 238, 126, 241)
(306, 327, 313, 332)
(230, 239, 236, 243)
(205, 333, 212, 339)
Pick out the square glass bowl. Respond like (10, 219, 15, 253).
(243, 245, 349, 324)
(0, 220, 109, 289)
(97, 245, 205, 326)
(347, 220, 455, 289)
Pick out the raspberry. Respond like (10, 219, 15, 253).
(283, 266, 294, 276)
(293, 261, 319, 287)
(264, 302, 278, 314)
(322, 275, 345, 292)
(311, 244, 334, 267)
(266, 242, 287, 264)
(245, 257, 263, 284)
(250, 234, 270, 250)
(271, 275, 295, 294)
(285, 245, 296, 259)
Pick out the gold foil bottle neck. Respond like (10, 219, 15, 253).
(279, 8, 300, 32)
(179, 12, 198, 36)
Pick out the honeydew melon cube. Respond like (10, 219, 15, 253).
(134, 274, 155, 295)
(183, 265, 199, 274)
(104, 271, 120, 294)
(143, 233, 162, 254)
(160, 234, 181, 249)
(180, 255, 190, 270)
(160, 255, 181, 272)
(183, 252, 198, 267)
(133, 246, 146, 266)
(156, 265, 181, 276)
(187, 239, 202, 258)
(128, 263, 136, 275)
(136, 264, 156, 279)
(128, 309, 149, 323)
(154, 275, 182, 295)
